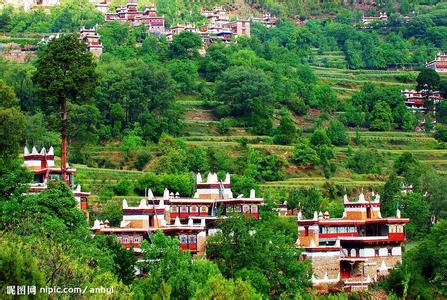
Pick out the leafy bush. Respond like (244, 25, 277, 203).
(113, 178, 132, 196)
(346, 148, 383, 174)
(98, 187, 114, 202)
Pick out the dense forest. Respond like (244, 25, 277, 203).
(1, 0, 447, 298)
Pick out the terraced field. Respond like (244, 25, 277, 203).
(309, 49, 419, 99)
(311, 66, 418, 99)
(78, 128, 445, 204)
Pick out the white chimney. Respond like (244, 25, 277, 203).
(139, 198, 147, 208)
(249, 189, 256, 199)
(196, 172, 202, 183)
(224, 172, 230, 183)
(148, 189, 154, 200)
(92, 219, 101, 230)
(123, 199, 128, 209)
(163, 188, 169, 200)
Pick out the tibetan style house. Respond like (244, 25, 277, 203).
(105, 0, 165, 34)
(297, 192, 409, 291)
(92, 172, 263, 254)
(426, 53, 447, 73)
(23, 146, 89, 210)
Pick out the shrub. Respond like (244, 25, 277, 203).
(134, 150, 151, 171)
(113, 178, 132, 196)
(99, 187, 114, 202)
(346, 148, 382, 174)
(217, 118, 234, 134)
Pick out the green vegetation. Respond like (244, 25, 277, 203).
(1, 0, 447, 298)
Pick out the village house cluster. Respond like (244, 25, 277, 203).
(104, 1, 165, 34)
(401, 89, 444, 112)
(296, 192, 409, 291)
(164, 7, 251, 45)
(92, 172, 264, 255)
(21, 142, 411, 290)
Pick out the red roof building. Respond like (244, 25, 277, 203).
(297, 192, 409, 291)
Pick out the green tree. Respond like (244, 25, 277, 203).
(0, 236, 45, 296)
(347, 148, 383, 174)
(313, 84, 337, 111)
(199, 42, 230, 81)
(23, 181, 86, 233)
(0, 80, 25, 161)
(120, 125, 144, 159)
(193, 275, 261, 300)
(292, 140, 320, 167)
(206, 216, 310, 297)
(216, 66, 274, 134)
(95, 235, 136, 285)
(401, 193, 431, 239)
(101, 202, 123, 226)
(166, 59, 198, 94)
(231, 175, 259, 198)
(370, 100, 393, 131)
(402, 111, 418, 131)
(416, 68, 441, 91)
(394, 152, 420, 178)
(327, 119, 349, 146)
(381, 173, 403, 217)
(273, 114, 297, 145)
(434, 125, 447, 142)
(168, 31, 202, 59)
(287, 187, 322, 217)
(138, 231, 221, 299)
(33, 33, 96, 181)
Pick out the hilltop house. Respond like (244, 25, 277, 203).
(297, 192, 409, 291)
(105, 0, 165, 34)
(92, 172, 263, 255)
(165, 7, 251, 46)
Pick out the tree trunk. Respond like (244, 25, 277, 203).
(61, 98, 67, 183)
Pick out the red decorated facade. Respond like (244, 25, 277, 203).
(92, 172, 263, 254)
(23, 146, 89, 210)
(297, 192, 409, 291)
